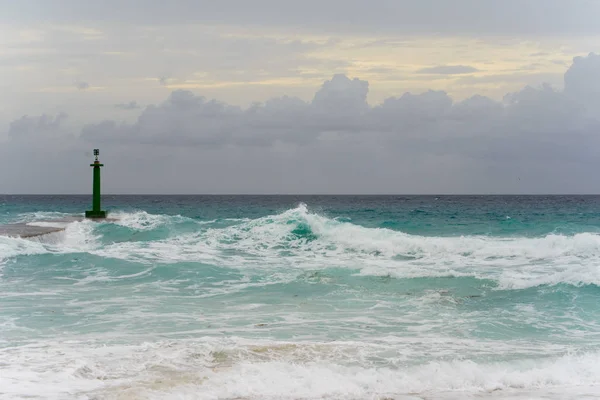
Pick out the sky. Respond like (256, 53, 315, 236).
(1, 0, 600, 194)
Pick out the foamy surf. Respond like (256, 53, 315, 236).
(82, 205, 600, 289)
(2, 196, 600, 400)
(2, 338, 600, 400)
(5, 205, 600, 289)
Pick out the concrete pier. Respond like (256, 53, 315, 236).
(0, 223, 67, 238)
(0, 216, 118, 239)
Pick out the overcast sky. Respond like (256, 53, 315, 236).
(1, 0, 600, 194)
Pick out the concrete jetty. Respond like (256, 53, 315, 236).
(0, 216, 118, 239)
(0, 223, 67, 238)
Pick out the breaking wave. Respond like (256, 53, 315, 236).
(4, 204, 600, 289)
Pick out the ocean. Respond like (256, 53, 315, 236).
(1, 195, 600, 400)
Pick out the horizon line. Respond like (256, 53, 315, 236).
(3, 193, 600, 196)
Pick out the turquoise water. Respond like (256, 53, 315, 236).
(1, 195, 600, 399)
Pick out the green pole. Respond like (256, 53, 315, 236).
(85, 149, 107, 218)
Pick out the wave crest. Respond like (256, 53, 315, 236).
(5, 204, 600, 289)
(90, 204, 600, 289)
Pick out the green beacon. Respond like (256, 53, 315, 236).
(85, 149, 107, 218)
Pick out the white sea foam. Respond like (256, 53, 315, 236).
(88, 205, 600, 289)
(35, 220, 101, 253)
(111, 210, 187, 230)
(4, 205, 600, 289)
(2, 338, 600, 400)
(0, 236, 48, 264)
(0, 220, 99, 267)
(15, 211, 76, 223)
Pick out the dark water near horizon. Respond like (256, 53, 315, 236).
(1, 195, 600, 399)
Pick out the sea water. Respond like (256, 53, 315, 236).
(1, 195, 600, 399)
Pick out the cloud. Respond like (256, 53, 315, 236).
(75, 81, 90, 90)
(81, 74, 374, 148)
(0, 22, 340, 111)
(5, 0, 600, 36)
(2, 10, 592, 120)
(2, 53, 600, 194)
(82, 90, 245, 147)
(81, 53, 600, 153)
(312, 74, 369, 112)
(114, 101, 140, 110)
(8, 113, 68, 140)
(456, 72, 561, 86)
(564, 52, 600, 99)
(417, 65, 479, 74)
